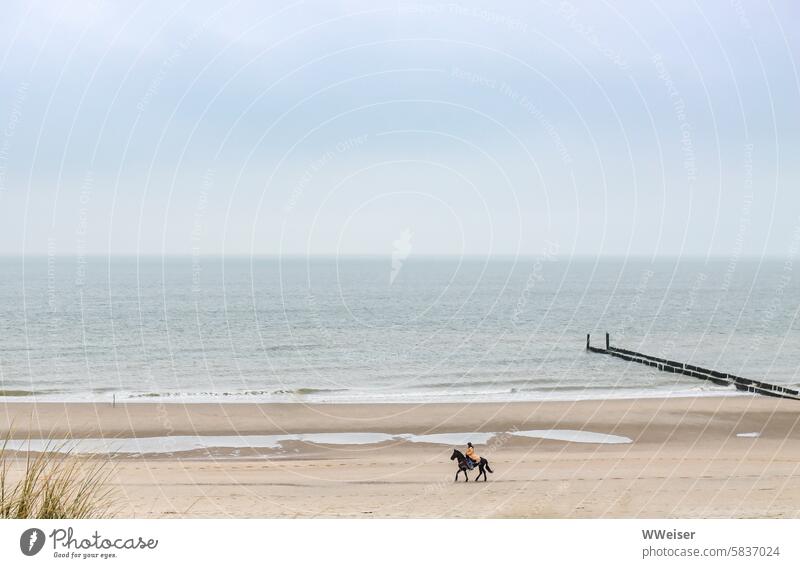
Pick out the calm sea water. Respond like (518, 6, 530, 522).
(1, 256, 799, 402)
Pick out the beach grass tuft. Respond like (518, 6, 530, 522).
(0, 435, 115, 519)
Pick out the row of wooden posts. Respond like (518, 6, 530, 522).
(587, 333, 800, 401)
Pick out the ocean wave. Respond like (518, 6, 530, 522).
(261, 344, 323, 352)
(412, 378, 537, 391)
(129, 387, 348, 399)
(0, 389, 41, 397)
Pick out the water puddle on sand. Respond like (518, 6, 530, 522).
(3, 429, 631, 455)
(294, 433, 397, 445)
(513, 430, 632, 444)
(736, 432, 760, 438)
(1, 433, 396, 455)
(401, 432, 497, 445)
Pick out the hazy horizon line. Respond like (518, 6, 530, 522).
(0, 253, 792, 261)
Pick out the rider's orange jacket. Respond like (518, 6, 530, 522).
(466, 447, 480, 462)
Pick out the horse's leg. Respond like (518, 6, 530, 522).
(454, 469, 460, 482)
(476, 459, 487, 481)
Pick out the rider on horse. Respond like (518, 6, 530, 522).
(465, 442, 480, 469)
(451, 445, 492, 481)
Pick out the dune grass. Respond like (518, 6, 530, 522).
(0, 436, 115, 519)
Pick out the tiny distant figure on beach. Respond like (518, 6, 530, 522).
(451, 444, 494, 482)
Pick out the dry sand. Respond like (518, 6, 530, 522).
(2, 396, 800, 518)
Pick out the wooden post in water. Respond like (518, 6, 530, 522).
(586, 334, 590, 350)
(605, 332, 610, 350)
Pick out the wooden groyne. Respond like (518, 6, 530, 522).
(586, 333, 800, 401)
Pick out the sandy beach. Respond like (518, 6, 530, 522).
(2, 395, 800, 518)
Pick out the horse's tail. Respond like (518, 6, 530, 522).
(485, 460, 493, 474)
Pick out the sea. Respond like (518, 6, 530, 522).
(1, 256, 798, 403)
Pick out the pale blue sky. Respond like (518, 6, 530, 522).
(0, 0, 798, 257)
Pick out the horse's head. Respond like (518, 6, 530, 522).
(450, 449, 462, 461)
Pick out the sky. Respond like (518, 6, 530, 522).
(0, 0, 798, 258)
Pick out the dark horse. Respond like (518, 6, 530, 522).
(450, 449, 493, 482)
